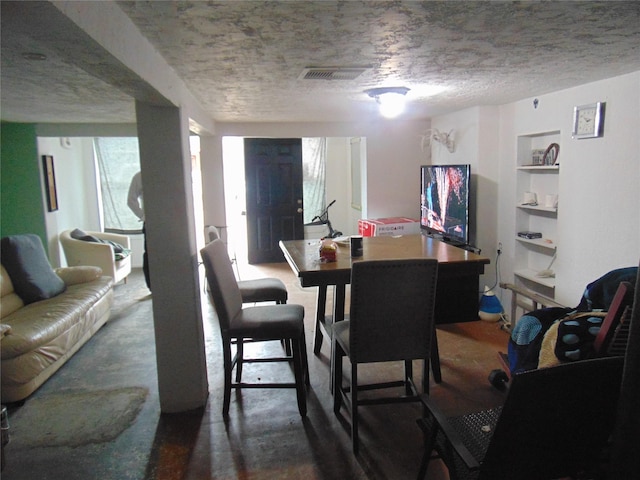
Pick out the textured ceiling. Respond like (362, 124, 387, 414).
(2, 1, 640, 124)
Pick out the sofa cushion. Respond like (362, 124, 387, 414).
(1, 265, 25, 319)
(1, 234, 66, 304)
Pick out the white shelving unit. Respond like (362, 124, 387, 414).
(514, 130, 560, 299)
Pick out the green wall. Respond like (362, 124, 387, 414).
(1, 122, 47, 245)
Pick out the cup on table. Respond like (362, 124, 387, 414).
(350, 235, 363, 257)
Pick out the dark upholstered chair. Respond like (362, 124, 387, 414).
(417, 356, 624, 480)
(332, 258, 439, 454)
(204, 224, 288, 305)
(201, 239, 308, 417)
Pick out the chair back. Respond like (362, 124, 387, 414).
(201, 239, 243, 332)
(593, 281, 634, 355)
(349, 258, 438, 364)
(480, 356, 624, 479)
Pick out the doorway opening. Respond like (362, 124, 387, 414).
(222, 137, 329, 264)
(221, 136, 364, 266)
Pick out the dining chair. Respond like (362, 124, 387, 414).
(204, 224, 290, 364)
(201, 239, 309, 417)
(416, 356, 625, 480)
(204, 224, 288, 305)
(332, 258, 439, 454)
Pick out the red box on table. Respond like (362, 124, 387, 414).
(357, 217, 420, 237)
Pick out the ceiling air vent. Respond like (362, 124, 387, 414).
(299, 66, 370, 81)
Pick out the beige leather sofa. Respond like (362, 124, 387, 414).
(1, 264, 113, 403)
(59, 229, 131, 284)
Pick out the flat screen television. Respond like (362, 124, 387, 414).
(420, 164, 471, 246)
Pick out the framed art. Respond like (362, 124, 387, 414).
(42, 155, 59, 212)
(572, 102, 604, 139)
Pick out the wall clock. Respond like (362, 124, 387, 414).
(572, 102, 604, 139)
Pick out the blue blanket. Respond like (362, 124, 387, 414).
(508, 266, 637, 374)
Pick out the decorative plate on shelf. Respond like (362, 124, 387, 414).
(543, 143, 560, 165)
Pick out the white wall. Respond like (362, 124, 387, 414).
(325, 137, 351, 235)
(37, 137, 101, 267)
(496, 72, 640, 307)
(431, 106, 500, 253)
(210, 119, 430, 233)
(430, 71, 639, 310)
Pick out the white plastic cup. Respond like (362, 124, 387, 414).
(545, 194, 558, 208)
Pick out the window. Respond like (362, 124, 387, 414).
(94, 137, 142, 233)
(302, 137, 327, 224)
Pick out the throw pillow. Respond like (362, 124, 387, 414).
(70, 228, 130, 258)
(70, 228, 102, 244)
(0, 234, 66, 304)
(54, 266, 103, 286)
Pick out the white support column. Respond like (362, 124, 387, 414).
(136, 101, 209, 412)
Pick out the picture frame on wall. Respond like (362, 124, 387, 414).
(42, 155, 58, 212)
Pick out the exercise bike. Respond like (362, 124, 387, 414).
(305, 200, 343, 239)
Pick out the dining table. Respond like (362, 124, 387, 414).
(279, 234, 491, 382)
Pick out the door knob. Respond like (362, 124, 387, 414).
(297, 208, 303, 213)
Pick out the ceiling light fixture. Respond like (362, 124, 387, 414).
(365, 86, 410, 118)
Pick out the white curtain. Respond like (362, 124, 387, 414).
(302, 137, 326, 224)
(94, 137, 142, 233)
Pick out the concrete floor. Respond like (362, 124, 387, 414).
(2, 263, 509, 480)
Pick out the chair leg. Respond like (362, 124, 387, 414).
(222, 340, 233, 416)
(333, 338, 343, 414)
(235, 339, 244, 383)
(431, 331, 442, 383)
(281, 339, 293, 356)
(421, 358, 430, 395)
(278, 300, 294, 357)
(292, 337, 307, 417)
(351, 361, 359, 454)
(300, 329, 310, 387)
(416, 418, 438, 480)
(313, 285, 328, 355)
(405, 359, 414, 396)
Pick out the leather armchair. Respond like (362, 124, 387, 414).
(59, 230, 132, 284)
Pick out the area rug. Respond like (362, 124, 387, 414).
(12, 386, 148, 448)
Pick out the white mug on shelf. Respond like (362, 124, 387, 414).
(545, 194, 558, 208)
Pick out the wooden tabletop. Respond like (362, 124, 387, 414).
(280, 234, 490, 288)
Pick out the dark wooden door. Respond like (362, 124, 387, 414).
(244, 138, 304, 264)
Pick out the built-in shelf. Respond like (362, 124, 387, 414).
(514, 269, 556, 289)
(517, 204, 558, 214)
(517, 165, 560, 171)
(514, 129, 561, 304)
(516, 236, 557, 250)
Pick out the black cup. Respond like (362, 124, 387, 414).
(350, 235, 363, 257)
